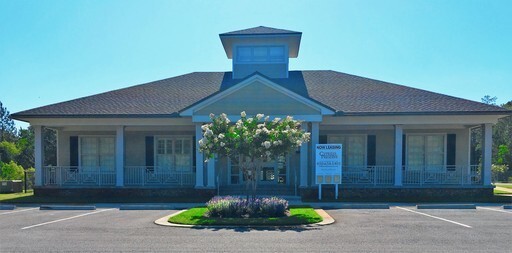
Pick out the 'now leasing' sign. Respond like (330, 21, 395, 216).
(315, 144, 342, 184)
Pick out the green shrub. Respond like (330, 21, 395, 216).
(0, 161, 24, 180)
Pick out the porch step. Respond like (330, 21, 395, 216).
(219, 187, 297, 197)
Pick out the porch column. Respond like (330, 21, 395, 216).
(482, 123, 493, 186)
(34, 125, 43, 187)
(394, 125, 403, 186)
(310, 122, 319, 186)
(195, 123, 205, 188)
(115, 126, 125, 187)
(207, 155, 216, 188)
(300, 122, 309, 187)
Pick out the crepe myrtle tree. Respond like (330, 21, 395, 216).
(199, 111, 310, 199)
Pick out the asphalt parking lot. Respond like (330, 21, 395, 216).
(0, 204, 510, 252)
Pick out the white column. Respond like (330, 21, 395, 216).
(394, 125, 403, 186)
(300, 122, 309, 187)
(195, 123, 205, 188)
(207, 155, 216, 188)
(34, 125, 43, 186)
(310, 122, 319, 186)
(482, 123, 493, 186)
(115, 126, 125, 187)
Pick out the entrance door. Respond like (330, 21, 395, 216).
(228, 156, 288, 185)
(260, 156, 288, 185)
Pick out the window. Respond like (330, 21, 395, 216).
(80, 136, 115, 171)
(155, 137, 192, 172)
(328, 135, 366, 167)
(406, 134, 445, 170)
(235, 46, 286, 63)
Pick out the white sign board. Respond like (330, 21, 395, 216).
(315, 144, 342, 185)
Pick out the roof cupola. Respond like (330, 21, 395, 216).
(219, 26, 302, 79)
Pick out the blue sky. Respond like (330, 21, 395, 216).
(1, 0, 511, 128)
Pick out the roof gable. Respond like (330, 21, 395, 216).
(180, 73, 335, 122)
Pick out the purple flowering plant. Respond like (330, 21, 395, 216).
(206, 196, 289, 218)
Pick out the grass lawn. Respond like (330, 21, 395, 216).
(495, 183, 512, 189)
(0, 191, 34, 202)
(494, 189, 511, 195)
(168, 206, 323, 226)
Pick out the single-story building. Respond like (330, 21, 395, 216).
(12, 26, 512, 199)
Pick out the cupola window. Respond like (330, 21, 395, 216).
(235, 46, 286, 64)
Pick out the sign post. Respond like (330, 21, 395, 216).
(315, 144, 342, 200)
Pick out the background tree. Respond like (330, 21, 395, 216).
(474, 96, 512, 182)
(0, 101, 17, 142)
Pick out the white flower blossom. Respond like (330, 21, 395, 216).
(220, 142, 225, 147)
(256, 114, 264, 120)
(262, 141, 271, 149)
(201, 125, 209, 131)
(264, 116, 270, 121)
(240, 111, 246, 117)
(247, 118, 253, 123)
(209, 113, 215, 119)
(218, 133, 224, 139)
(273, 117, 281, 123)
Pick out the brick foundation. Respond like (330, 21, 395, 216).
(34, 187, 216, 200)
(300, 186, 495, 202)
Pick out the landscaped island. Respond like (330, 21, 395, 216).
(168, 196, 323, 226)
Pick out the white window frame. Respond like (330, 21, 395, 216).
(405, 133, 447, 171)
(78, 135, 116, 172)
(154, 135, 193, 172)
(233, 45, 288, 64)
(327, 134, 368, 168)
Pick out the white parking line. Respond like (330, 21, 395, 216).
(21, 208, 115, 230)
(0, 208, 39, 216)
(395, 206, 472, 228)
(477, 207, 512, 214)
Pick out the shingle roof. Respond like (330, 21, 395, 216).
(12, 70, 510, 119)
(220, 26, 301, 36)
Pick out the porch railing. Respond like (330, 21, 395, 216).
(342, 166, 394, 186)
(124, 166, 195, 187)
(43, 166, 116, 187)
(403, 165, 481, 186)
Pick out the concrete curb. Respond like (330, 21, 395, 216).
(323, 204, 390, 209)
(417, 204, 476, 209)
(120, 205, 175, 210)
(503, 205, 512, 210)
(40, 205, 96, 210)
(154, 209, 335, 228)
(0, 204, 16, 210)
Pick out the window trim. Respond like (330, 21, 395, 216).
(405, 133, 447, 170)
(78, 135, 116, 170)
(327, 134, 368, 168)
(233, 44, 288, 65)
(153, 135, 193, 172)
